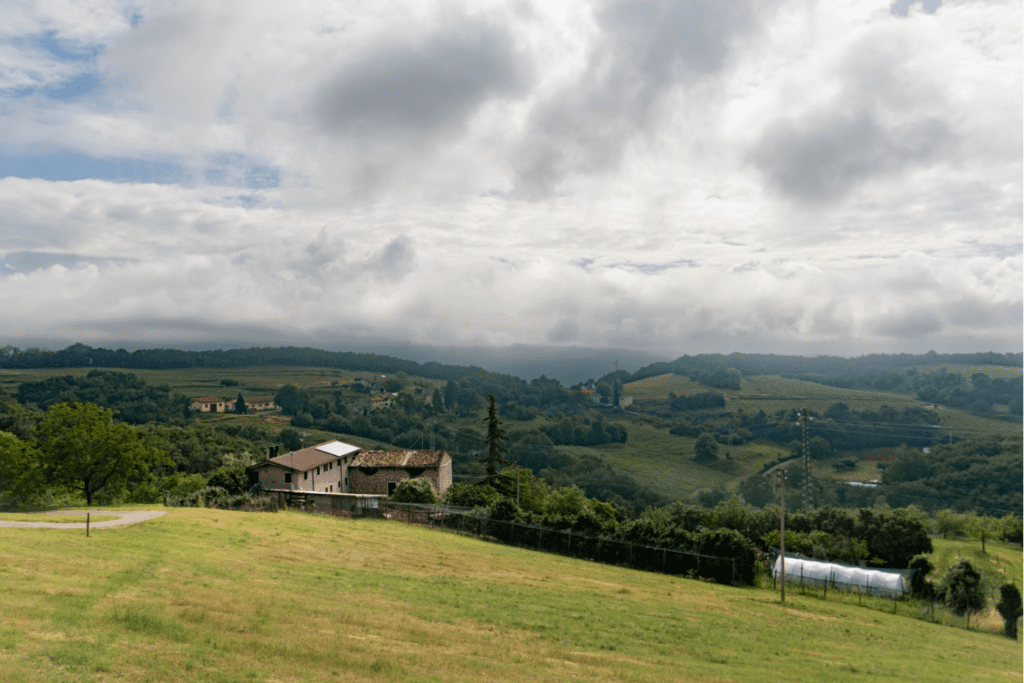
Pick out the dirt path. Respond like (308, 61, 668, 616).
(0, 510, 166, 529)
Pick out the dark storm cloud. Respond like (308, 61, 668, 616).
(512, 0, 766, 195)
(313, 16, 531, 140)
(747, 108, 955, 204)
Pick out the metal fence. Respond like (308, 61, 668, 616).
(380, 502, 751, 585)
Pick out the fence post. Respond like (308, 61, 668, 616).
(86, 513, 90, 538)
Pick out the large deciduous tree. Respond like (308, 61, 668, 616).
(0, 430, 44, 504)
(480, 394, 511, 476)
(36, 402, 166, 506)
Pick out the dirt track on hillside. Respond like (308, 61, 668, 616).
(0, 510, 166, 529)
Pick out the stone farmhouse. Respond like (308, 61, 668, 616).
(246, 440, 452, 502)
(348, 449, 452, 497)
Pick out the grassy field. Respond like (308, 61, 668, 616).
(0, 365, 446, 406)
(0, 507, 1019, 683)
(914, 365, 1022, 379)
(564, 419, 789, 501)
(0, 513, 120, 524)
(929, 535, 1024, 634)
(623, 373, 1020, 439)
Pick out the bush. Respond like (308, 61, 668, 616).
(176, 486, 231, 509)
(695, 528, 757, 585)
(390, 478, 439, 504)
(908, 554, 935, 598)
(996, 583, 1022, 639)
(443, 482, 501, 508)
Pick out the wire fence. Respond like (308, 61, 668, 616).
(379, 502, 752, 586)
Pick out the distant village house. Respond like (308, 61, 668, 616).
(191, 395, 278, 413)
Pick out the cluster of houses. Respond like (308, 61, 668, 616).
(245, 439, 452, 514)
(191, 395, 277, 413)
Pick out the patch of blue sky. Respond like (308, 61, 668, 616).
(607, 260, 697, 273)
(0, 148, 187, 184)
(0, 148, 281, 189)
(0, 251, 134, 274)
(40, 71, 102, 102)
(32, 32, 100, 62)
(202, 152, 280, 189)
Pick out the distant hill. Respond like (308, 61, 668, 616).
(0, 342, 666, 386)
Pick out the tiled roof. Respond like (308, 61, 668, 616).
(351, 450, 448, 468)
(246, 395, 275, 403)
(193, 396, 224, 403)
(251, 440, 359, 472)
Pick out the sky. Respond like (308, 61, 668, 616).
(1, 0, 1020, 361)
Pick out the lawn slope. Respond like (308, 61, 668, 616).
(1, 507, 1018, 682)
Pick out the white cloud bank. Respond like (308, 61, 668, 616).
(0, 0, 1020, 357)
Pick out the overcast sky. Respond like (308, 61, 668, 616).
(1, 0, 1020, 360)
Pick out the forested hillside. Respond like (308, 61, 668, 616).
(0, 344, 1020, 518)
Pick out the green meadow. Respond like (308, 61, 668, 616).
(1, 507, 1019, 683)
(0, 513, 120, 524)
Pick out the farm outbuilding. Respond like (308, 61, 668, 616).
(773, 555, 910, 598)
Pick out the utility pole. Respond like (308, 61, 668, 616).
(429, 420, 435, 449)
(780, 466, 786, 604)
(801, 408, 813, 512)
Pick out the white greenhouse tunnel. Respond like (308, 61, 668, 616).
(773, 556, 910, 598)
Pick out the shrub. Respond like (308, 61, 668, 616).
(996, 583, 1022, 640)
(390, 478, 439, 504)
(695, 528, 757, 586)
(443, 482, 501, 508)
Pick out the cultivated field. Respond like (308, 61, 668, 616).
(1, 507, 1019, 682)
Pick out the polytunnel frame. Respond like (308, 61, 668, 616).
(770, 549, 915, 599)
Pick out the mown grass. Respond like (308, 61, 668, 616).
(566, 420, 789, 500)
(0, 513, 120, 524)
(624, 373, 1020, 438)
(930, 536, 1024, 623)
(1, 507, 1018, 682)
(915, 364, 1022, 380)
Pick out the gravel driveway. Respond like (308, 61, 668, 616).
(0, 510, 166, 529)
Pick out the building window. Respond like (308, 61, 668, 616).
(284, 473, 292, 483)
(304, 471, 308, 480)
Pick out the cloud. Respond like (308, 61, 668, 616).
(511, 0, 770, 195)
(312, 17, 531, 141)
(0, 1, 1018, 358)
(748, 108, 954, 203)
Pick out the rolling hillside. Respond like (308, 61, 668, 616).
(0, 507, 1019, 682)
